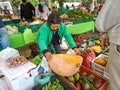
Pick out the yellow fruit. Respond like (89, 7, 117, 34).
(103, 57, 108, 63)
(94, 58, 106, 66)
(91, 46, 102, 53)
(94, 40, 101, 45)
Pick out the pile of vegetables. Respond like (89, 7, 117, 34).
(30, 58, 41, 66)
(42, 79, 64, 90)
(66, 71, 103, 90)
(54, 8, 94, 21)
(6, 56, 28, 68)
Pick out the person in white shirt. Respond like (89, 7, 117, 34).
(35, 0, 50, 20)
(95, 0, 120, 89)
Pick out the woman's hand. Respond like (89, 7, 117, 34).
(73, 48, 80, 55)
(44, 51, 53, 61)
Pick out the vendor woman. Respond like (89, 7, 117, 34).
(37, 13, 80, 60)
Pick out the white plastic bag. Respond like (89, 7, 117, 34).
(0, 47, 20, 60)
(66, 49, 76, 54)
(0, 78, 10, 90)
(60, 37, 68, 50)
(38, 57, 52, 74)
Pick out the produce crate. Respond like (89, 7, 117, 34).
(103, 72, 109, 81)
(33, 74, 75, 90)
(18, 24, 42, 33)
(12, 19, 20, 24)
(84, 18, 94, 22)
(91, 54, 108, 75)
(3, 20, 12, 25)
(72, 18, 85, 24)
(62, 65, 107, 90)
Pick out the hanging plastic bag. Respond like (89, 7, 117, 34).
(60, 37, 68, 50)
(23, 28, 35, 44)
(0, 47, 20, 60)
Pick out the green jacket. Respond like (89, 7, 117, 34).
(37, 22, 76, 56)
(58, 7, 66, 12)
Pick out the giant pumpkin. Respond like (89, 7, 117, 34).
(48, 54, 83, 76)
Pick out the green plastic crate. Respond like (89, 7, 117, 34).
(18, 24, 42, 33)
(84, 18, 94, 22)
(9, 32, 25, 48)
(72, 18, 85, 24)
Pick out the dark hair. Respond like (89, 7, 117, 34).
(59, 2, 64, 7)
(38, 4, 44, 13)
(47, 13, 61, 25)
(22, 0, 27, 3)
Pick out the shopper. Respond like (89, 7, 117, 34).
(58, 2, 66, 12)
(0, 18, 10, 49)
(66, 5, 70, 11)
(20, 0, 35, 22)
(3, 6, 10, 15)
(35, 0, 50, 20)
(37, 13, 80, 60)
(95, 0, 120, 89)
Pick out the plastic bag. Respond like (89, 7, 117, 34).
(66, 49, 76, 54)
(34, 72, 54, 85)
(0, 47, 20, 60)
(81, 49, 96, 69)
(37, 57, 52, 74)
(60, 37, 68, 50)
(0, 78, 10, 90)
(23, 28, 35, 44)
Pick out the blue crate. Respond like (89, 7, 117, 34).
(3, 20, 12, 25)
(12, 19, 20, 24)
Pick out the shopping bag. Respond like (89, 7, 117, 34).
(60, 37, 68, 50)
(37, 57, 52, 74)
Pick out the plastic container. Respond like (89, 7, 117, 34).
(12, 19, 20, 24)
(62, 65, 108, 90)
(84, 18, 94, 22)
(18, 24, 42, 33)
(81, 65, 107, 90)
(34, 72, 54, 86)
(33, 74, 75, 90)
(72, 18, 85, 24)
(3, 20, 12, 25)
(91, 54, 108, 75)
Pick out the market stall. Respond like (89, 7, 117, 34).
(0, 5, 110, 90)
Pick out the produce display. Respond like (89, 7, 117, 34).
(6, 56, 28, 68)
(94, 57, 108, 66)
(91, 45, 102, 53)
(65, 65, 107, 90)
(30, 58, 41, 66)
(42, 79, 64, 90)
